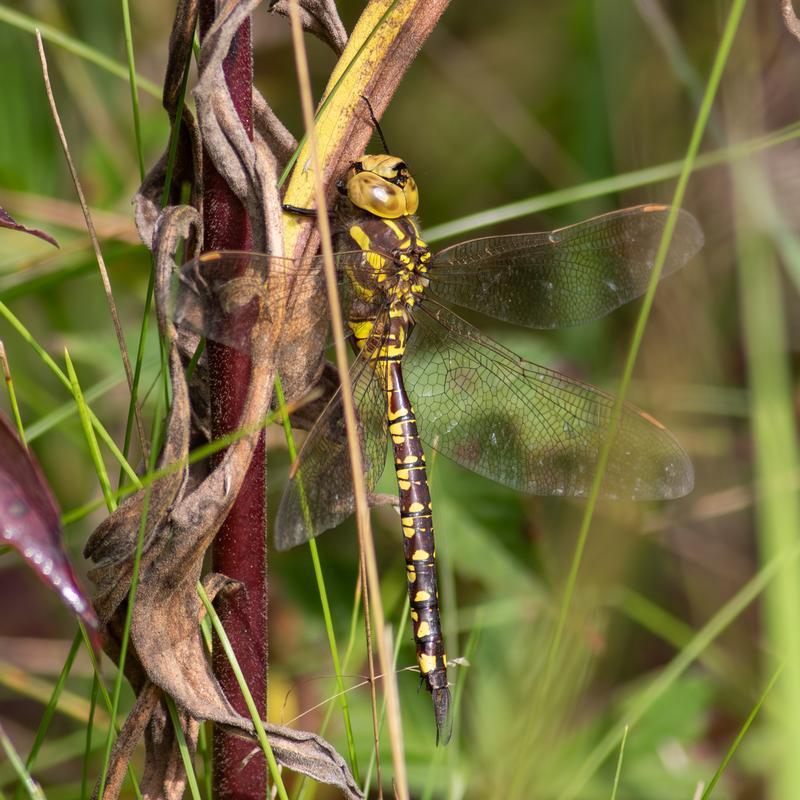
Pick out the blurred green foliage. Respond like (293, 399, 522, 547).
(1, 1, 800, 798)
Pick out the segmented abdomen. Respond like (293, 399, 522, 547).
(383, 354, 450, 740)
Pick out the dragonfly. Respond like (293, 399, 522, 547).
(176, 153, 703, 743)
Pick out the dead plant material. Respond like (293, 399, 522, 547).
(782, 0, 800, 42)
(270, 0, 348, 53)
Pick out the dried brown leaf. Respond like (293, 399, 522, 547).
(134, 0, 203, 249)
(0, 204, 59, 247)
(269, 0, 348, 54)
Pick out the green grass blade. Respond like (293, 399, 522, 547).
(76, 624, 142, 800)
(558, 540, 800, 800)
(0, 725, 45, 800)
(80, 675, 99, 800)
(196, 582, 290, 800)
(64, 349, 116, 512)
(0, 5, 160, 97)
(274, 375, 360, 783)
(164, 695, 202, 800)
(120, 15, 193, 487)
(609, 725, 629, 800)
(700, 663, 782, 799)
(542, 0, 746, 700)
(23, 370, 132, 443)
(96, 410, 162, 799)
(0, 300, 141, 487)
(119, 0, 145, 181)
(19, 631, 81, 784)
(64, 398, 292, 526)
(0, 343, 25, 441)
(734, 164, 800, 795)
(197, 723, 212, 800)
(423, 121, 800, 243)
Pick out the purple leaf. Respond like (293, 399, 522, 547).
(0, 205, 59, 248)
(0, 412, 99, 639)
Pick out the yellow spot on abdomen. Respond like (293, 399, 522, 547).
(418, 653, 437, 674)
(416, 621, 431, 638)
(412, 549, 429, 561)
(408, 502, 425, 514)
(414, 590, 431, 602)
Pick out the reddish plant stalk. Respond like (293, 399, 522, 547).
(198, 5, 267, 799)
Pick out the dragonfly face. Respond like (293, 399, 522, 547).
(176, 153, 704, 743)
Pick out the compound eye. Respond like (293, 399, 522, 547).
(346, 172, 405, 218)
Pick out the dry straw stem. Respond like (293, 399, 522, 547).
(285, 2, 448, 797)
(35, 31, 149, 462)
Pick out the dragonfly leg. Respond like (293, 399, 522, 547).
(282, 203, 320, 217)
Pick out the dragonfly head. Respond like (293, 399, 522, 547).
(341, 154, 419, 219)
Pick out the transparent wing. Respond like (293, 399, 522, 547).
(429, 205, 703, 329)
(404, 301, 693, 500)
(274, 320, 391, 550)
(174, 251, 324, 352)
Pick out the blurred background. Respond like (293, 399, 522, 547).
(1, 1, 799, 798)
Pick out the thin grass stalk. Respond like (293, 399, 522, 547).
(0, 6, 161, 96)
(699, 663, 782, 799)
(25, 370, 135, 443)
(734, 169, 800, 797)
(80, 675, 99, 800)
(18, 631, 82, 789)
(294, 574, 369, 800)
(196, 583, 289, 800)
(361, 597, 410, 797)
(95, 411, 162, 799)
(0, 299, 141, 487)
(120, 29, 193, 486)
(119, 0, 145, 182)
(0, 342, 25, 441)
(273, 376, 360, 781)
(541, 0, 746, 698)
(62, 399, 303, 527)
(286, 2, 408, 796)
(420, 618, 478, 800)
(558, 540, 800, 800)
(37, 33, 148, 462)
(0, 726, 45, 800)
(197, 723, 212, 800)
(423, 120, 800, 243)
(164, 695, 203, 800)
(609, 725, 629, 800)
(64, 350, 116, 512)
(76, 624, 142, 799)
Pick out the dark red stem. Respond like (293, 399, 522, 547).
(198, 5, 267, 799)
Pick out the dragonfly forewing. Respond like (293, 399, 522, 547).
(429, 205, 703, 329)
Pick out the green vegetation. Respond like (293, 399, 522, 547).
(1, 1, 798, 798)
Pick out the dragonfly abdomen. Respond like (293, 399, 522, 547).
(384, 356, 451, 742)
